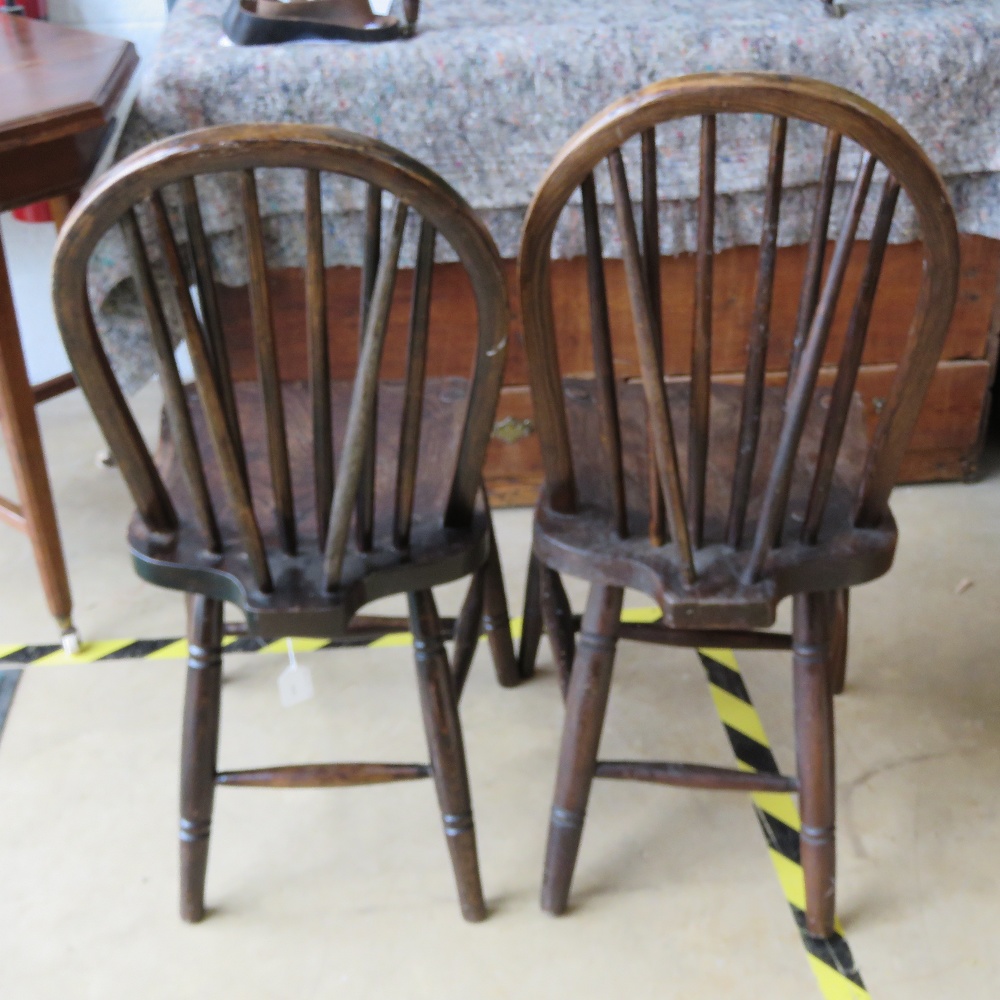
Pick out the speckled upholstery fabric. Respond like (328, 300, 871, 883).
(88, 0, 1000, 390)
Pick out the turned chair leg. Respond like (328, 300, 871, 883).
(451, 564, 485, 699)
(793, 591, 837, 938)
(517, 552, 543, 680)
(541, 584, 623, 915)
(409, 589, 487, 922)
(481, 515, 520, 688)
(540, 566, 576, 699)
(829, 589, 849, 696)
(179, 594, 223, 923)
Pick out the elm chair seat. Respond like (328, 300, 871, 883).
(536, 379, 890, 631)
(142, 377, 492, 637)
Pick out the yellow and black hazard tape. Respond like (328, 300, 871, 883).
(0, 630, 416, 667)
(698, 647, 870, 1000)
(0, 618, 870, 997)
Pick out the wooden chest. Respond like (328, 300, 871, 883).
(218, 235, 1000, 507)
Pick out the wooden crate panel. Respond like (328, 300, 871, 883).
(483, 359, 991, 507)
(217, 236, 999, 385)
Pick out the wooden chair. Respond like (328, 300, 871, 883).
(51, 123, 520, 922)
(516, 73, 959, 937)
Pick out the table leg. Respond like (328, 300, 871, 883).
(47, 194, 77, 233)
(0, 227, 78, 651)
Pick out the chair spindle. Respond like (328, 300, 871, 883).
(180, 178, 247, 488)
(727, 115, 787, 547)
(689, 113, 716, 548)
(357, 183, 383, 551)
(641, 128, 665, 543)
(608, 149, 695, 582)
(304, 169, 333, 546)
(323, 199, 410, 590)
(122, 210, 221, 552)
(787, 129, 842, 388)
(241, 168, 296, 556)
(744, 151, 876, 583)
(393, 218, 436, 549)
(802, 176, 901, 542)
(148, 192, 272, 591)
(581, 173, 627, 537)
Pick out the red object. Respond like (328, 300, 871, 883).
(11, 0, 54, 224)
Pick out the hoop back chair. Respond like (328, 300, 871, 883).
(516, 74, 959, 936)
(51, 124, 520, 923)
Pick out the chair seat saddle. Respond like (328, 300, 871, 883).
(129, 376, 489, 636)
(533, 378, 897, 630)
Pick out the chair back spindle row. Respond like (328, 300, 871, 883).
(53, 125, 509, 607)
(519, 74, 959, 594)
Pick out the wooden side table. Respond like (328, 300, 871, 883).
(0, 13, 137, 650)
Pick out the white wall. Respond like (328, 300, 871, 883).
(48, 0, 166, 61)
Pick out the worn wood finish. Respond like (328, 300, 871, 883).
(179, 594, 223, 923)
(409, 589, 487, 922)
(487, 357, 992, 507)
(517, 552, 543, 681)
(323, 200, 409, 589)
(745, 152, 877, 581)
(242, 169, 297, 556)
(181, 177, 246, 485)
(789, 130, 842, 387)
(520, 73, 960, 935)
(728, 115, 786, 547)
(451, 560, 485, 698)
(123, 209, 221, 552)
(582, 173, 627, 537)
(394, 219, 436, 548)
(688, 114, 715, 547)
(595, 761, 798, 793)
(609, 149, 694, 577)
(641, 129, 666, 545)
(804, 178, 900, 543)
(828, 588, 849, 695)
(148, 190, 272, 591)
(480, 511, 521, 687)
(215, 763, 431, 786)
(541, 584, 623, 915)
(540, 566, 576, 697)
(357, 183, 382, 551)
(618, 621, 791, 650)
(52, 124, 515, 922)
(304, 168, 333, 544)
(793, 591, 837, 937)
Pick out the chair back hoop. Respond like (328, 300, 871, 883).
(53, 123, 508, 596)
(519, 72, 959, 586)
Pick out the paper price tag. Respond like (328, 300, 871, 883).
(278, 639, 315, 708)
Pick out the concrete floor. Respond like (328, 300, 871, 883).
(0, 378, 997, 1000)
(1, 211, 999, 999)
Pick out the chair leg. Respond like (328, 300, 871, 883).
(179, 594, 223, 923)
(541, 584, 623, 916)
(517, 552, 543, 680)
(829, 589, 849, 696)
(481, 513, 520, 688)
(451, 564, 485, 700)
(409, 589, 487, 922)
(540, 566, 576, 699)
(793, 591, 836, 938)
